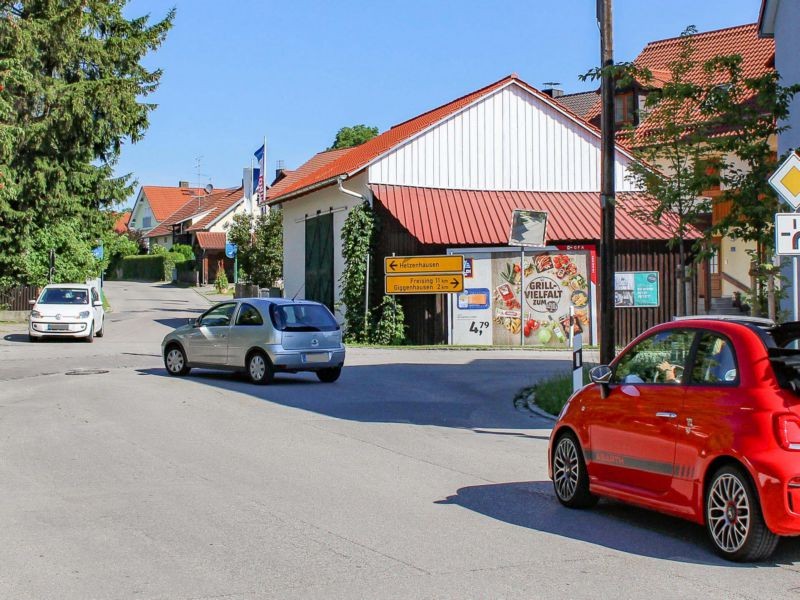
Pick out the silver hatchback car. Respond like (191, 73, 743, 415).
(161, 298, 345, 384)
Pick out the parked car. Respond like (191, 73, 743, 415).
(162, 298, 345, 384)
(28, 283, 105, 342)
(548, 316, 800, 561)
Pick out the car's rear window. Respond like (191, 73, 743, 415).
(270, 303, 339, 332)
(38, 288, 89, 305)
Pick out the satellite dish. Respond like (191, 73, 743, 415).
(204, 183, 214, 194)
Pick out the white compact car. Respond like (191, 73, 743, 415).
(29, 283, 105, 342)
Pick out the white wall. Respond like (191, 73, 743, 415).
(368, 83, 639, 192)
(210, 200, 246, 234)
(279, 172, 369, 321)
(129, 191, 155, 231)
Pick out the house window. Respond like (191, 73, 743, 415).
(142, 216, 152, 229)
(614, 92, 636, 126)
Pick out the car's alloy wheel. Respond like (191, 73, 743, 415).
(247, 352, 274, 385)
(705, 465, 778, 561)
(316, 367, 342, 383)
(164, 345, 190, 376)
(552, 432, 597, 509)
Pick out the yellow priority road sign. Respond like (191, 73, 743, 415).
(384, 254, 464, 274)
(385, 274, 464, 295)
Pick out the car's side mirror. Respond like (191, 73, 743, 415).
(590, 365, 613, 398)
(93, 301, 102, 307)
(28, 299, 36, 306)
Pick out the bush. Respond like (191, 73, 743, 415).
(175, 259, 196, 274)
(215, 270, 229, 293)
(171, 243, 194, 261)
(370, 295, 405, 345)
(118, 255, 166, 281)
(516, 369, 591, 416)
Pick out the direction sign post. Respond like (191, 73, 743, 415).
(384, 255, 463, 275)
(385, 274, 464, 295)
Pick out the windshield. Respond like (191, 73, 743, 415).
(38, 288, 89, 305)
(270, 303, 339, 332)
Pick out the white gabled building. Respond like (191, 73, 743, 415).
(266, 74, 693, 345)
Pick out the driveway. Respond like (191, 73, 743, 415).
(1, 281, 799, 599)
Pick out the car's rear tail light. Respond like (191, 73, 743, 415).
(775, 414, 800, 450)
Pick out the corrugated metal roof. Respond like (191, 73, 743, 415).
(371, 184, 699, 245)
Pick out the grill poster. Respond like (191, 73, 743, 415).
(450, 248, 593, 347)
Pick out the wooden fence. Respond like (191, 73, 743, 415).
(0, 285, 39, 310)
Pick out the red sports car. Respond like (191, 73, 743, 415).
(548, 316, 800, 561)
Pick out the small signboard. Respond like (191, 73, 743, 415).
(769, 152, 800, 210)
(225, 242, 238, 259)
(776, 213, 800, 256)
(385, 274, 464, 295)
(91, 246, 104, 260)
(384, 255, 463, 274)
(614, 271, 659, 308)
(456, 288, 491, 310)
(508, 209, 548, 247)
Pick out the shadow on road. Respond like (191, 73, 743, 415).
(3, 333, 87, 344)
(436, 480, 800, 566)
(135, 358, 549, 430)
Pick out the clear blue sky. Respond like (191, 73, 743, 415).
(116, 0, 762, 206)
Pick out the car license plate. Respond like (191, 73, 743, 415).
(305, 352, 330, 363)
(48, 324, 70, 331)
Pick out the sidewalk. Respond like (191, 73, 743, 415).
(191, 285, 235, 305)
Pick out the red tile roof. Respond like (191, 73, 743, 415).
(268, 74, 623, 204)
(195, 231, 227, 251)
(145, 187, 242, 239)
(113, 211, 131, 234)
(265, 148, 350, 202)
(371, 184, 700, 245)
(584, 24, 775, 141)
(141, 186, 207, 222)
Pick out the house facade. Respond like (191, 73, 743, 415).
(571, 23, 776, 311)
(760, 0, 800, 320)
(144, 187, 246, 284)
(267, 75, 695, 345)
(128, 182, 207, 236)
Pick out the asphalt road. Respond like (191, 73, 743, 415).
(2, 281, 800, 599)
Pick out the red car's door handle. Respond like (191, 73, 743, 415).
(656, 412, 677, 419)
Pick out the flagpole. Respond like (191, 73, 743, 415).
(249, 156, 255, 214)
(263, 135, 268, 209)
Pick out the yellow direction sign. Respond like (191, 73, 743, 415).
(384, 254, 463, 275)
(385, 274, 464, 295)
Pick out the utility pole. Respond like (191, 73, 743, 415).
(599, 0, 616, 365)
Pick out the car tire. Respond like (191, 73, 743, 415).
(552, 431, 597, 509)
(164, 344, 191, 377)
(247, 351, 274, 385)
(316, 367, 342, 383)
(84, 322, 94, 343)
(705, 465, 779, 562)
(95, 318, 104, 338)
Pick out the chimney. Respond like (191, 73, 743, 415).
(178, 180, 190, 188)
(274, 159, 287, 184)
(542, 87, 564, 98)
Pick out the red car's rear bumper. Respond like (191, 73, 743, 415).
(749, 450, 800, 536)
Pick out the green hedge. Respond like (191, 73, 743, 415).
(118, 255, 166, 281)
(175, 259, 196, 274)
